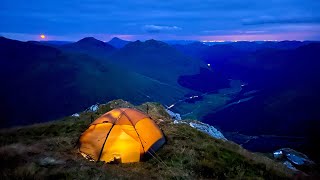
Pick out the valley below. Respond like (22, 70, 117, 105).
(169, 79, 309, 159)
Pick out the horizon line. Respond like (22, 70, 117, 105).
(1, 35, 319, 43)
(1, 31, 320, 42)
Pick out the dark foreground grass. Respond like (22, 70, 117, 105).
(0, 100, 293, 179)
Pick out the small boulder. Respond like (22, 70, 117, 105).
(273, 148, 316, 173)
(71, 113, 80, 117)
(39, 157, 65, 166)
(173, 120, 188, 125)
(273, 149, 284, 159)
(86, 104, 99, 112)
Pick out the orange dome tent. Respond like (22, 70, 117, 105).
(78, 108, 165, 163)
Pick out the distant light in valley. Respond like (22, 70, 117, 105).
(263, 40, 279, 42)
(202, 40, 226, 42)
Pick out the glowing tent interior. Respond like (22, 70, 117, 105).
(78, 108, 165, 163)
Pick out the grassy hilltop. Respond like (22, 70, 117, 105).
(0, 100, 292, 179)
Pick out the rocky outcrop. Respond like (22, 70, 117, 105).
(273, 148, 316, 173)
(39, 157, 65, 167)
(174, 119, 226, 140)
(189, 121, 226, 140)
(274, 148, 315, 166)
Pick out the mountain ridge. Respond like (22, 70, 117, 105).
(0, 37, 187, 127)
(109, 39, 206, 87)
(60, 37, 115, 58)
(108, 37, 131, 48)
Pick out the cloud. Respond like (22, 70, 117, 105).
(242, 16, 320, 25)
(202, 30, 266, 35)
(143, 25, 182, 33)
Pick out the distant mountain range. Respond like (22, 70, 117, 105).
(58, 37, 207, 87)
(0, 37, 192, 127)
(173, 41, 313, 64)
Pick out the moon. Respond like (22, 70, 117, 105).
(40, 34, 46, 39)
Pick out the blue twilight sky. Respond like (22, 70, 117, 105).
(1, 0, 320, 41)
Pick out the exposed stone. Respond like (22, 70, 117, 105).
(39, 157, 65, 166)
(166, 109, 181, 120)
(273, 148, 316, 173)
(174, 120, 226, 140)
(71, 113, 80, 117)
(86, 103, 99, 112)
(283, 161, 298, 171)
(189, 121, 226, 140)
(273, 149, 284, 159)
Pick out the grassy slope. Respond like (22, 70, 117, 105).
(1, 51, 186, 126)
(0, 37, 188, 127)
(0, 100, 292, 179)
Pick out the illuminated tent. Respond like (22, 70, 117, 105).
(78, 108, 165, 163)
